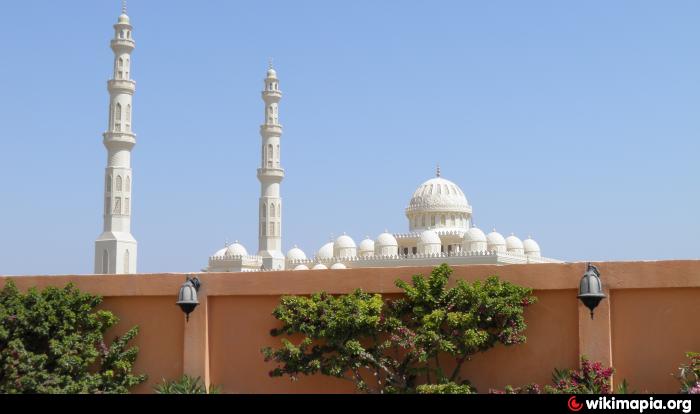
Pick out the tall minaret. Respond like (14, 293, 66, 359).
(94, 2, 137, 274)
(257, 61, 285, 270)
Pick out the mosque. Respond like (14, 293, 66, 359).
(93, 5, 561, 275)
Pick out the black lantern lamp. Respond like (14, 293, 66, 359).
(177, 275, 201, 322)
(577, 263, 606, 319)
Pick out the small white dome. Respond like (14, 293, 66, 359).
(359, 237, 375, 253)
(523, 237, 541, 257)
(486, 231, 506, 252)
(464, 227, 487, 242)
(267, 68, 277, 78)
(419, 229, 441, 245)
(505, 234, 524, 254)
(118, 13, 130, 24)
(212, 247, 228, 257)
(293, 264, 310, 271)
(330, 263, 347, 270)
(334, 234, 356, 249)
(225, 241, 248, 257)
(312, 263, 328, 270)
(316, 242, 334, 260)
(286, 246, 307, 261)
(375, 232, 398, 247)
(375, 232, 399, 256)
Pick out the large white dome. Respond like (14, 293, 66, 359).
(407, 177, 471, 214)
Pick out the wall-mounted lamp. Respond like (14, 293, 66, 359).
(177, 275, 201, 322)
(577, 263, 606, 319)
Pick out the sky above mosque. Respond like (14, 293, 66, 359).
(0, 1, 698, 274)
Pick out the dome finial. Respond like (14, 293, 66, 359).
(436, 164, 441, 177)
(122, 0, 127, 14)
(268, 57, 274, 70)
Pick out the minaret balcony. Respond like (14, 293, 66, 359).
(110, 39, 135, 52)
(260, 124, 283, 135)
(261, 90, 282, 100)
(103, 132, 136, 148)
(108, 79, 136, 93)
(257, 168, 285, 180)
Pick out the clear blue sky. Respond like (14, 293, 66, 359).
(0, 1, 698, 275)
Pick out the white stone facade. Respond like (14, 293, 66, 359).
(95, 4, 137, 275)
(206, 67, 562, 273)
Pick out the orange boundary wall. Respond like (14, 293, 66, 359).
(2, 260, 699, 393)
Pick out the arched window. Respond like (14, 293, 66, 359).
(431, 216, 436, 226)
(261, 203, 267, 218)
(115, 103, 122, 131)
(116, 176, 123, 192)
(451, 215, 456, 226)
(126, 104, 131, 122)
(102, 250, 109, 274)
(270, 203, 276, 218)
(125, 176, 131, 192)
(267, 144, 273, 167)
(124, 250, 130, 274)
(421, 215, 426, 227)
(125, 58, 130, 79)
(441, 215, 446, 226)
(118, 58, 124, 79)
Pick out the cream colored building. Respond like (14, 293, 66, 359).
(206, 66, 561, 273)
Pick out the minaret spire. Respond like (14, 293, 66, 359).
(257, 61, 285, 270)
(436, 164, 441, 177)
(94, 6, 137, 274)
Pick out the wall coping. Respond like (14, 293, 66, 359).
(1, 260, 699, 297)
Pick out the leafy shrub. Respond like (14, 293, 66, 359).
(677, 352, 700, 394)
(262, 264, 536, 394)
(154, 375, 221, 394)
(490, 356, 623, 394)
(416, 382, 474, 394)
(0, 280, 146, 393)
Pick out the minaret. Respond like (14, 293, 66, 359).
(257, 61, 285, 270)
(94, 2, 137, 274)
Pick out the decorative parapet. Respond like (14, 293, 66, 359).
(286, 250, 563, 268)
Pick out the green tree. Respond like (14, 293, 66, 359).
(262, 264, 536, 393)
(0, 280, 146, 393)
